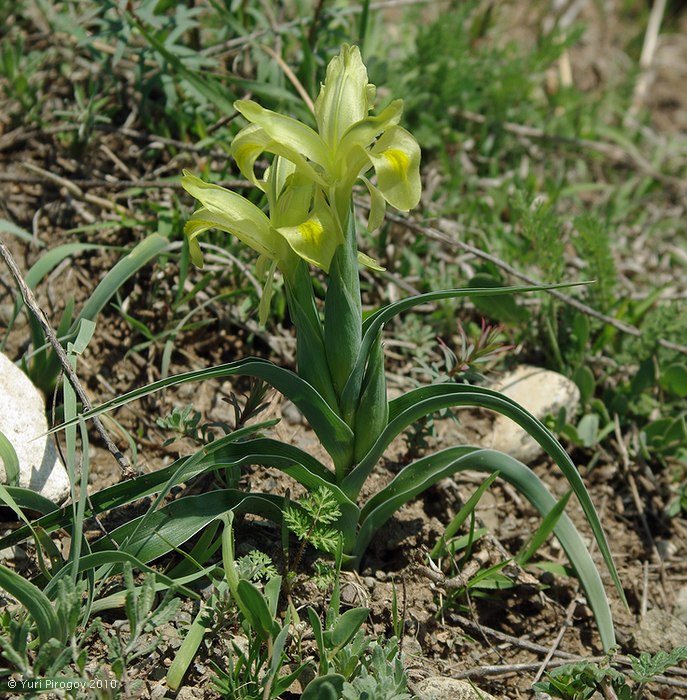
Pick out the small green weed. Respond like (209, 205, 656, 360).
(533, 646, 687, 699)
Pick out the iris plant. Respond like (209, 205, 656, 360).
(62, 45, 623, 650)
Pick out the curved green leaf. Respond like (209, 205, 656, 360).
(236, 579, 280, 641)
(346, 383, 623, 609)
(301, 674, 345, 700)
(0, 486, 60, 517)
(44, 550, 199, 600)
(340, 283, 582, 426)
(0, 429, 353, 551)
(0, 430, 20, 486)
(92, 491, 284, 563)
(355, 446, 616, 650)
(49, 357, 353, 473)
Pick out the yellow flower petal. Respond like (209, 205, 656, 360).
(277, 195, 342, 272)
(360, 177, 387, 232)
(235, 99, 331, 175)
(181, 172, 289, 261)
(314, 44, 374, 151)
(366, 127, 421, 211)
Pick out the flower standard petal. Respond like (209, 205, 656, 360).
(231, 124, 272, 190)
(366, 126, 421, 211)
(314, 44, 373, 151)
(233, 123, 328, 191)
(338, 100, 403, 157)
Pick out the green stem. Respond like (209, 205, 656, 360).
(284, 260, 340, 414)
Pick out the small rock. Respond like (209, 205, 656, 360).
(485, 365, 580, 462)
(631, 607, 687, 654)
(0, 353, 69, 503)
(282, 400, 303, 425)
(417, 677, 498, 700)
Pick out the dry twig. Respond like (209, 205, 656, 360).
(378, 210, 687, 357)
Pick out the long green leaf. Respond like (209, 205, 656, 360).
(49, 357, 354, 472)
(0, 564, 61, 644)
(0, 486, 60, 516)
(44, 550, 198, 600)
(0, 426, 279, 549)
(167, 596, 217, 691)
(0, 430, 20, 486)
(0, 218, 43, 244)
(74, 234, 169, 329)
(355, 446, 616, 650)
(92, 491, 283, 563)
(340, 283, 583, 421)
(346, 382, 623, 608)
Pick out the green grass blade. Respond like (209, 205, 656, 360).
(0, 564, 61, 644)
(7, 243, 102, 325)
(73, 233, 169, 329)
(517, 490, 572, 567)
(430, 471, 499, 559)
(0, 218, 43, 245)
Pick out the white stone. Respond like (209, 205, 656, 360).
(0, 353, 70, 503)
(484, 365, 580, 462)
(417, 677, 498, 700)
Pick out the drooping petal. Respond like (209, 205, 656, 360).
(277, 195, 342, 272)
(181, 172, 288, 261)
(235, 99, 331, 174)
(360, 176, 387, 232)
(231, 124, 272, 190)
(314, 44, 374, 151)
(366, 126, 421, 211)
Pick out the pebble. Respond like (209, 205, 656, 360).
(0, 352, 70, 503)
(631, 607, 687, 654)
(416, 677, 498, 700)
(485, 365, 581, 462)
(281, 400, 303, 425)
